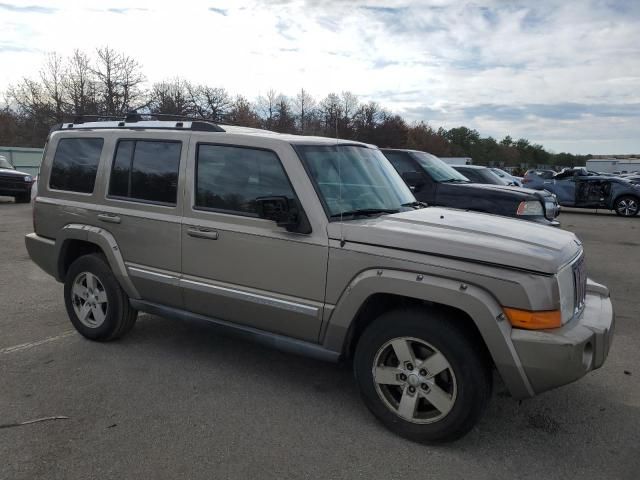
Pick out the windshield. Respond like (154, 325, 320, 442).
(491, 168, 510, 178)
(482, 169, 511, 185)
(297, 145, 415, 218)
(411, 152, 469, 182)
(0, 157, 14, 169)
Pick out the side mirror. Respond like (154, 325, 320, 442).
(401, 171, 425, 191)
(255, 196, 300, 230)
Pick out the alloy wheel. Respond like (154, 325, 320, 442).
(616, 198, 638, 216)
(71, 272, 108, 328)
(372, 337, 457, 424)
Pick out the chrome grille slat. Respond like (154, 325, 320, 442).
(572, 254, 587, 315)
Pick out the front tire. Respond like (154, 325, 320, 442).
(64, 254, 137, 341)
(614, 196, 639, 217)
(354, 309, 491, 443)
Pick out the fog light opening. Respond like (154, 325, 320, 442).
(583, 341, 594, 370)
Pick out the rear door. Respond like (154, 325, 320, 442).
(180, 136, 329, 342)
(98, 132, 188, 308)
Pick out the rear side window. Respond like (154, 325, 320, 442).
(195, 144, 295, 216)
(383, 151, 419, 176)
(109, 140, 181, 205)
(49, 138, 104, 193)
(456, 168, 479, 182)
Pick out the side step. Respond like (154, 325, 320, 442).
(130, 299, 341, 363)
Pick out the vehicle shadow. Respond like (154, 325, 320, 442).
(113, 313, 640, 478)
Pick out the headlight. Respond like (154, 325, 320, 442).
(516, 200, 544, 216)
(24, 175, 32, 182)
(557, 262, 575, 324)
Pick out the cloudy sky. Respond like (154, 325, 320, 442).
(1, 0, 639, 154)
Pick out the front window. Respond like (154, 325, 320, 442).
(297, 145, 415, 218)
(0, 157, 14, 169)
(411, 152, 469, 183)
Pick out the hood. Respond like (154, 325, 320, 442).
(0, 167, 30, 177)
(453, 182, 552, 198)
(329, 207, 580, 274)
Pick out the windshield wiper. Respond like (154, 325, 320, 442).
(330, 208, 400, 219)
(401, 201, 428, 209)
(441, 178, 468, 183)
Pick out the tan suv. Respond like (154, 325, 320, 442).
(26, 116, 614, 442)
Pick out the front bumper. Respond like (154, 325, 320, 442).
(510, 279, 614, 395)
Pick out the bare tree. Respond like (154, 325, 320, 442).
(227, 95, 261, 127)
(64, 50, 99, 115)
(340, 91, 358, 136)
(39, 52, 66, 121)
(256, 89, 278, 130)
(273, 95, 295, 133)
(352, 101, 382, 143)
(293, 88, 315, 134)
(319, 92, 342, 136)
(92, 46, 145, 115)
(186, 84, 231, 121)
(149, 78, 191, 115)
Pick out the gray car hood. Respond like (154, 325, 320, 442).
(329, 207, 581, 274)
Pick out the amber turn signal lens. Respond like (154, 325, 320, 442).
(503, 308, 562, 330)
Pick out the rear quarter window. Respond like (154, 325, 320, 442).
(49, 138, 104, 193)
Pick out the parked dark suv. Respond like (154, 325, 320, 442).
(381, 149, 560, 226)
(0, 155, 34, 203)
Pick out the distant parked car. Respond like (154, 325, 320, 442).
(523, 167, 640, 217)
(0, 155, 34, 203)
(452, 165, 512, 186)
(523, 169, 556, 182)
(381, 149, 560, 226)
(490, 168, 523, 187)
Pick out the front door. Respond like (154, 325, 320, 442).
(575, 178, 612, 207)
(180, 139, 328, 342)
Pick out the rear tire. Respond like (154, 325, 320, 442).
(64, 254, 137, 341)
(613, 196, 639, 217)
(354, 308, 491, 443)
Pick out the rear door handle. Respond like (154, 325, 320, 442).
(97, 213, 121, 224)
(187, 227, 219, 240)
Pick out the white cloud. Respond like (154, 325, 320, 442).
(0, 0, 638, 154)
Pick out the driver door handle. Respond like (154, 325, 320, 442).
(187, 227, 219, 240)
(97, 213, 121, 224)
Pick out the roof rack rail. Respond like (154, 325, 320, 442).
(60, 112, 227, 132)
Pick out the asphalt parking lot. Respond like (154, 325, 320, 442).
(1, 199, 639, 480)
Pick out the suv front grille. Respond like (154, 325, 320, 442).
(572, 254, 587, 314)
(0, 176, 26, 190)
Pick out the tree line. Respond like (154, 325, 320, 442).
(0, 47, 588, 170)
